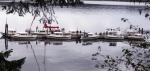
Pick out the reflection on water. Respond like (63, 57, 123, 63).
(0, 36, 150, 71)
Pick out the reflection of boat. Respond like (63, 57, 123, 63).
(100, 39, 124, 42)
(81, 32, 99, 40)
(53, 42, 63, 45)
(46, 32, 71, 40)
(109, 42, 117, 46)
(11, 32, 36, 41)
(18, 41, 31, 45)
(37, 40, 64, 45)
(82, 42, 92, 46)
(0, 29, 17, 37)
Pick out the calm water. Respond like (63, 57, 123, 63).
(0, 1, 149, 71)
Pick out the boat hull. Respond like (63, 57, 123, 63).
(104, 35, 124, 40)
(0, 32, 15, 38)
(11, 36, 36, 41)
(126, 36, 144, 40)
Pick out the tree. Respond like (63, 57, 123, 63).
(1, 0, 83, 24)
(92, 41, 150, 71)
(0, 49, 26, 71)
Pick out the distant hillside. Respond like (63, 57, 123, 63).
(84, 0, 147, 2)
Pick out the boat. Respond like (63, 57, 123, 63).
(98, 32, 105, 39)
(123, 29, 139, 39)
(126, 33, 144, 40)
(11, 32, 36, 41)
(104, 31, 124, 40)
(46, 32, 71, 40)
(0, 29, 17, 37)
(69, 30, 82, 39)
(31, 29, 50, 39)
(81, 32, 99, 40)
(32, 24, 63, 39)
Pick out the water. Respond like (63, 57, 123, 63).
(0, 1, 149, 71)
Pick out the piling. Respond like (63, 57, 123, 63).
(138, 28, 140, 34)
(141, 28, 143, 35)
(5, 23, 8, 50)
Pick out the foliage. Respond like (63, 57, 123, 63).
(129, 0, 150, 21)
(1, 0, 83, 24)
(92, 42, 150, 71)
(0, 49, 26, 71)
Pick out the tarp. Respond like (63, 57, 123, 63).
(44, 24, 59, 28)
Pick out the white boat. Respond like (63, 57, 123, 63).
(69, 30, 82, 39)
(104, 31, 124, 40)
(98, 33, 105, 39)
(123, 29, 139, 39)
(46, 32, 71, 40)
(32, 26, 63, 38)
(11, 32, 36, 41)
(81, 32, 99, 40)
(127, 33, 144, 40)
(31, 29, 50, 38)
(0, 29, 17, 37)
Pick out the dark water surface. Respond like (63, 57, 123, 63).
(0, 2, 149, 71)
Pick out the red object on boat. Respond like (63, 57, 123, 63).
(44, 24, 59, 28)
(49, 26, 59, 28)
(44, 24, 49, 28)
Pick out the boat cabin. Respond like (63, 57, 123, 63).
(8, 29, 16, 34)
(87, 33, 94, 36)
(83, 32, 94, 37)
(54, 32, 64, 35)
(38, 30, 47, 33)
(17, 32, 28, 35)
(134, 33, 142, 37)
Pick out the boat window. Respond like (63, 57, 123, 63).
(55, 33, 59, 35)
(39, 30, 46, 32)
(20, 34, 27, 35)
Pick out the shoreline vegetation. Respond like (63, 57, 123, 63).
(0, 1, 146, 7)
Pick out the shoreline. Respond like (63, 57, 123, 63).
(0, 1, 147, 7)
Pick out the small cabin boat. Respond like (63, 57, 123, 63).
(81, 32, 99, 40)
(0, 29, 17, 37)
(104, 31, 124, 40)
(123, 29, 139, 39)
(46, 32, 71, 40)
(127, 33, 144, 40)
(69, 30, 82, 39)
(11, 32, 36, 41)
